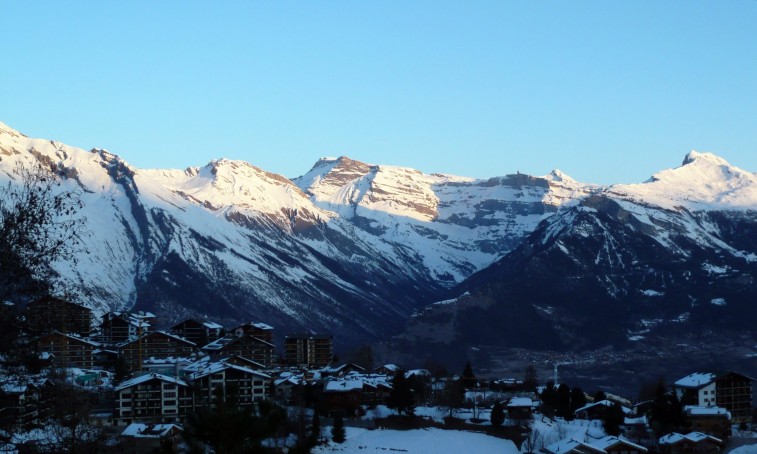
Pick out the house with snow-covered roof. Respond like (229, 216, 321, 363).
(683, 406, 731, 439)
(36, 331, 99, 368)
(115, 373, 193, 425)
(189, 361, 270, 407)
(119, 331, 197, 371)
(574, 400, 632, 421)
(170, 318, 224, 346)
(120, 423, 183, 453)
(658, 432, 722, 454)
(202, 334, 275, 367)
(673, 371, 754, 424)
(322, 374, 393, 417)
(542, 436, 647, 454)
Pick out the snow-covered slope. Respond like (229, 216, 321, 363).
(401, 151, 757, 351)
(2, 120, 755, 351)
(294, 156, 598, 281)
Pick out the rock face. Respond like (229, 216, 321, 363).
(1, 121, 755, 353)
(401, 153, 757, 351)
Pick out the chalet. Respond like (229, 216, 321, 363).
(189, 361, 270, 408)
(115, 373, 193, 425)
(25, 296, 92, 336)
(36, 331, 99, 368)
(120, 423, 183, 454)
(322, 375, 392, 417)
(622, 415, 653, 447)
(373, 364, 401, 376)
(202, 334, 275, 367)
(683, 406, 731, 439)
(233, 322, 274, 343)
(170, 319, 223, 346)
(119, 331, 197, 371)
(284, 333, 333, 368)
(321, 363, 366, 378)
(658, 432, 723, 454)
(574, 399, 632, 421)
(507, 397, 534, 420)
(273, 373, 302, 404)
(542, 436, 647, 454)
(101, 312, 151, 343)
(673, 371, 754, 424)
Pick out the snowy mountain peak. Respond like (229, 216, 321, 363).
(608, 152, 757, 211)
(682, 150, 731, 167)
(543, 169, 575, 183)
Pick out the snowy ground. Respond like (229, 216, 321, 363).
(313, 427, 519, 454)
(730, 445, 757, 454)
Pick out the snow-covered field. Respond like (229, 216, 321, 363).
(313, 427, 519, 454)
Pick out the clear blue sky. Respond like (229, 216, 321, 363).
(3, 1, 756, 184)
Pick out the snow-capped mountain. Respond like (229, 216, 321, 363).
(0, 122, 595, 346)
(2, 120, 755, 352)
(401, 153, 757, 351)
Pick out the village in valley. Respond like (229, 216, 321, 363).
(0, 297, 754, 453)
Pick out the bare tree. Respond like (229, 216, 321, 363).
(522, 422, 544, 454)
(0, 162, 85, 302)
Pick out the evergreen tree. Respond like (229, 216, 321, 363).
(556, 383, 571, 418)
(603, 403, 625, 436)
(331, 415, 346, 443)
(539, 381, 557, 418)
(388, 371, 415, 416)
(570, 387, 587, 413)
(443, 378, 465, 418)
(523, 364, 538, 391)
(593, 390, 607, 402)
(461, 361, 476, 388)
(490, 401, 505, 427)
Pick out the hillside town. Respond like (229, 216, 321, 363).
(0, 297, 754, 453)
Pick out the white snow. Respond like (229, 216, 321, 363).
(313, 427, 519, 454)
(710, 298, 727, 306)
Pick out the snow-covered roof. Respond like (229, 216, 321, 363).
(121, 423, 181, 438)
(684, 405, 730, 417)
(674, 372, 716, 389)
(323, 374, 392, 393)
(190, 361, 270, 380)
(325, 379, 365, 392)
(115, 373, 188, 391)
(573, 399, 632, 415)
(203, 321, 223, 330)
(39, 331, 100, 347)
(405, 369, 430, 378)
(588, 436, 646, 452)
(543, 438, 586, 454)
(659, 432, 722, 445)
(507, 397, 533, 408)
(623, 415, 648, 426)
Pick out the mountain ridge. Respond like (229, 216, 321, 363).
(1, 120, 754, 353)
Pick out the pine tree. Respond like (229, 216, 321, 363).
(461, 361, 476, 388)
(388, 371, 415, 416)
(331, 415, 346, 443)
(523, 364, 538, 391)
(490, 401, 505, 427)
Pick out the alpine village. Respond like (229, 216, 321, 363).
(0, 296, 753, 453)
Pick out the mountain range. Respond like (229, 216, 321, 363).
(1, 121, 754, 354)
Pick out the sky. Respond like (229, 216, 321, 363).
(2, 1, 756, 184)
